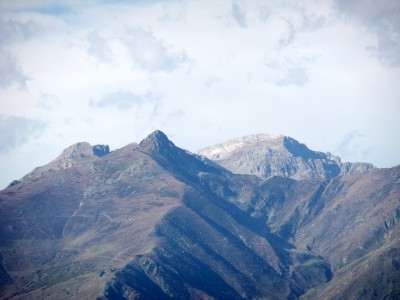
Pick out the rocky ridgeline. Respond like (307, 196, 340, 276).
(18, 142, 110, 183)
(198, 134, 375, 180)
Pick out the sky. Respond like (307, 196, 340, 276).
(0, 0, 399, 189)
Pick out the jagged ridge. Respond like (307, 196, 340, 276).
(198, 134, 375, 180)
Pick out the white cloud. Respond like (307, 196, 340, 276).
(279, 20, 296, 47)
(0, 115, 45, 152)
(204, 76, 222, 89)
(0, 49, 27, 88)
(121, 26, 188, 72)
(334, 0, 400, 67)
(231, 2, 247, 28)
(0, 0, 399, 188)
(36, 93, 61, 111)
(90, 90, 159, 110)
(258, 6, 271, 22)
(87, 30, 114, 63)
(0, 18, 40, 42)
(264, 53, 314, 87)
(335, 130, 364, 158)
(0, 19, 38, 88)
(276, 66, 308, 86)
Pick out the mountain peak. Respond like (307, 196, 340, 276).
(139, 130, 175, 152)
(56, 142, 110, 161)
(147, 129, 169, 143)
(137, 130, 225, 181)
(21, 142, 110, 182)
(198, 133, 287, 161)
(60, 141, 93, 159)
(198, 133, 374, 180)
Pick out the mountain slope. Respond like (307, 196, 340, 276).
(0, 137, 185, 298)
(102, 131, 332, 299)
(246, 166, 400, 268)
(235, 165, 400, 299)
(198, 134, 374, 180)
(0, 131, 332, 299)
(303, 240, 400, 299)
(199, 133, 400, 298)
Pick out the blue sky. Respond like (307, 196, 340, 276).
(0, 0, 399, 188)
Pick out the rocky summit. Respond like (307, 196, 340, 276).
(0, 130, 399, 299)
(198, 134, 375, 180)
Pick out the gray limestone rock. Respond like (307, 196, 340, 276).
(198, 134, 375, 180)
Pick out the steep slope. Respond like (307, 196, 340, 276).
(249, 167, 400, 267)
(302, 240, 400, 299)
(198, 134, 374, 180)
(101, 131, 332, 299)
(0, 138, 185, 299)
(0, 131, 332, 299)
(243, 166, 400, 299)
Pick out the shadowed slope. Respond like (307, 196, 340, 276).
(244, 166, 400, 299)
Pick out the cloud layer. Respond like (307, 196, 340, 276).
(0, 0, 399, 188)
(0, 115, 45, 153)
(334, 0, 400, 66)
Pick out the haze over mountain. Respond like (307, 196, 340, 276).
(0, 130, 399, 299)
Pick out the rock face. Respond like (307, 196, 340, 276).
(92, 144, 110, 157)
(6, 180, 21, 188)
(0, 130, 399, 299)
(198, 134, 375, 180)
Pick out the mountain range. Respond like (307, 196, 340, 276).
(0, 130, 399, 299)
